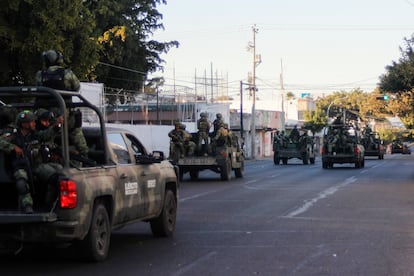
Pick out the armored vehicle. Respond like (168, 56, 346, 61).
(0, 87, 179, 261)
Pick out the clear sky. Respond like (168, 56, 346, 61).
(152, 0, 414, 99)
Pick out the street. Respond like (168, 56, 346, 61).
(2, 151, 414, 276)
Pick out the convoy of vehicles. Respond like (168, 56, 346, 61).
(0, 87, 179, 261)
(390, 139, 412, 155)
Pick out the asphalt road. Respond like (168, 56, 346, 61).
(2, 151, 414, 276)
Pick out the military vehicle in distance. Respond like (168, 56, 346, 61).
(0, 87, 179, 262)
(172, 132, 244, 181)
(362, 131, 385, 159)
(273, 130, 316, 165)
(321, 119, 365, 169)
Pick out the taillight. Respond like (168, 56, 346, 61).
(60, 180, 77, 209)
(321, 147, 325, 156)
(354, 146, 359, 154)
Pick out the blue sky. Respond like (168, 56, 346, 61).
(153, 0, 414, 98)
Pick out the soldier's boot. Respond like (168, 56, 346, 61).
(16, 178, 33, 214)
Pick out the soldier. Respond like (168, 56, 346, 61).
(35, 49, 80, 91)
(168, 122, 185, 159)
(212, 113, 224, 136)
(327, 128, 339, 153)
(289, 125, 300, 143)
(197, 112, 211, 154)
(279, 130, 289, 148)
(35, 50, 87, 159)
(0, 110, 64, 213)
(213, 122, 229, 147)
(180, 124, 196, 156)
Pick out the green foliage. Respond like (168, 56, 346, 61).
(0, 0, 178, 91)
(379, 35, 414, 94)
(86, 0, 179, 91)
(303, 108, 327, 136)
(0, 0, 98, 85)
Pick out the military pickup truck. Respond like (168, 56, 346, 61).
(273, 132, 316, 165)
(0, 87, 179, 261)
(173, 133, 244, 181)
(321, 123, 365, 169)
(362, 131, 385, 159)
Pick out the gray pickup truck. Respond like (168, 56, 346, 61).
(0, 87, 179, 261)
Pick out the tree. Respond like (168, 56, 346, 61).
(303, 108, 327, 136)
(379, 35, 414, 94)
(86, 0, 179, 91)
(0, 0, 99, 85)
(0, 0, 178, 91)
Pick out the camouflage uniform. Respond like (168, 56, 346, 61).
(168, 122, 184, 159)
(289, 125, 300, 143)
(214, 123, 229, 147)
(180, 124, 196, 156)
(197, 113, 210, 154)
(35, 50, 86, 159)
(35, 50, 80, 92)
(34, 109, 64, 205)
(212, 113, 224, 136)
(0, 111, 63, 213)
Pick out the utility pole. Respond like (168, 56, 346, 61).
(250, 25, 260, 160)
(280, 59, 285, 128)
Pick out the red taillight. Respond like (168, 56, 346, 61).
(321, 147, 325, 156)
(60, 180, 77, 209)
(354, 146, 359, 154)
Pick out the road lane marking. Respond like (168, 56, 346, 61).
(180, 190, 221, 202)
(170, 251, 217, 276)
(283, 176, 357, 218)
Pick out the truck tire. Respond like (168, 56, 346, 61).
(77, 203, 110, 262)
(234, 162, 244, 178)
(310, 157, 315, 164)
(282, 158, 288, 165)
(150, 190, 177, 237)
(220, 159, 231, 181)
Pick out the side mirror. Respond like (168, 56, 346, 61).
(152, 150, 164, 161)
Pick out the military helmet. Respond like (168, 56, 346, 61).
(200, 112, 207, 117)
(42, 49, 63, 67)
(35, 108, 54, 121)
(16, 110, 36, 125)
(174, 120, 181, 126)
(216, 113, 222, 119)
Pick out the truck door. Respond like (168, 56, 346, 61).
(123, 133, 162, 217)
(107, 133, 144, 221)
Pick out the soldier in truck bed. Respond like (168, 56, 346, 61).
(35, 49, 80, 92)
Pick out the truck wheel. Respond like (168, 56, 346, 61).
(150, 190, 177, 237)
(234, 162, 244, 178)
(322, 161, 328, 169)
(189, 169, 199, 180)
(220, 159, 231, 181)
(310, 157, 315, 164)
(355, 160, 361, 168)
(77, 203, 110, 262)
(273, 153, 280, 165)
(282, 158, 288, 165)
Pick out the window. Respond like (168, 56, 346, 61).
(108, 133, 131, 164)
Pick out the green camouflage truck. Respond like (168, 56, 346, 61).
(0, 87, 179, 261)
(273, 133, 316, 165)
(172, 132, 244, 181)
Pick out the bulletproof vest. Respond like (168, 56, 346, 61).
(41, 68, 66, 90)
